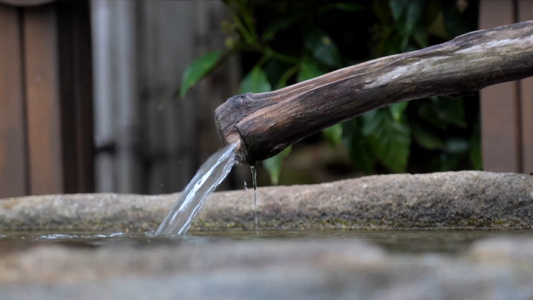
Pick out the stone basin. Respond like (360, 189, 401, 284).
(1, 171, 533, 299)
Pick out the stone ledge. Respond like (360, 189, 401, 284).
(1, 171, 532, 232)
(2, 171, 533, 299)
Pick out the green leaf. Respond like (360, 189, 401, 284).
(412, 28, 428, 48)
(332, 3, 366, 12)
(262, 14, 304, 41)
(417, 101, 447, 130)
(389, 0, 424, 32)
(274, 65, 298, 90)
(304, 29, 342, 68)
(264, 59, 293, 87)
(436, 97, 467, 128)
(263, 18, 293, 41)
(441, 0, 477, 38)
(297, 55, 328, 82)
(240, 66, 272, 93)
(262, 146, 292, 185)
(322, 123, 343, 147)
(389, 102, 408, 121)
(180, 51, 222, 98)
(404, 2, 423, 29)
(389, 0, 405, 22)
(412, 122, 444, 150)
(380, 31, 403, 55)
(426, 11, 449, 40)
(389, 0, 424, 50)
(363, 109, 411, 172)
(418, 97, 467, 130)
(342, 119, 374, 173)
(361, 109, 381, 136)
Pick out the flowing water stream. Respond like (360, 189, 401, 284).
(251, 165, 259, 233)
(155, 141, 241, 236)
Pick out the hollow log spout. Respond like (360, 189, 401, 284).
(215, 21, 533, 164)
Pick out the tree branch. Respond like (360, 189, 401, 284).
(215, 21, 533, 164)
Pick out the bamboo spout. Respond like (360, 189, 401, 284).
(215, 21, 533, 164)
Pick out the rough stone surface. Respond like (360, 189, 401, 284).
(1, 171, 532, 232)
(203, 171, 533, 231)
(1, 171, 533, 299)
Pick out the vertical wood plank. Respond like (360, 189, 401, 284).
(479, 0, 520, 172)
(138, 1, 240, 194)
(56, 0, 94, 193)
(519, 0, 533, 173)
(71, 1, 95, 193)
(140, 1, 199, 194)
(23, 6, 63, 194)
(90, 0, 116, 192)
(0, 5, 28, 197)
(55, 2, 78, 193)
(112, 1, 140, 194)
(91, 0, 140, 193)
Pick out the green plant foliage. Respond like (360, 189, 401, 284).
(389, 102, 409, 122)
(411, 121, 445, 150)
(179, 51, 222, 98)
(297, 54, 328, 82)
(177, 0, 481, 184)
(363, 109, 411, 173)
(323, 124, 343, 147)
(389, 0, 424, 50)
(262, 14, 303, 42)
(240, 66, 271, 93)
(304, 29, 343, 68)
(262, 146, 292, 185)
(441, 0, 478, 38)
(331, 3, 366, 12)
(342, 119, 375, 174)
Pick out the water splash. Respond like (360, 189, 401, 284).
(155, 141, 240, 236)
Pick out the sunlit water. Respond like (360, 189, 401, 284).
(154, 141, 240, 236)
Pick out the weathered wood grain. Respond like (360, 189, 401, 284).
(24, 6, 64, 194)
(56, 0, 94, 193)
(519, 0, 533, 173)
(215, 21, 533, 164)
(479, 0, 520, 172)
(0, 4, 28, 197)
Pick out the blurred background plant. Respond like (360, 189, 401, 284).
(178, 0, 481, 185)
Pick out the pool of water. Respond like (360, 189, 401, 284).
(2, 229, 532, 254)
(195, 229, 533, 253)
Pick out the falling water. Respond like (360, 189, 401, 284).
(251, 165, 259, 233)
(155, 141, 240, 236)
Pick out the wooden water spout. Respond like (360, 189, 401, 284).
(215, 21, 533, 164)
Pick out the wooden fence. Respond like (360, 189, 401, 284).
(90, 1, 241, 194)
(479, 0, 533, 173)
(0, 0, 241, 197)
(0, 0, 531, 198)
(0, 0, 93, 198)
